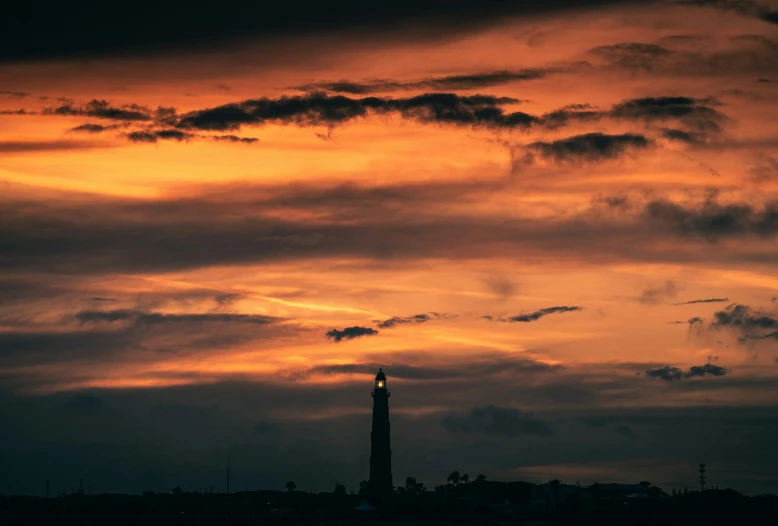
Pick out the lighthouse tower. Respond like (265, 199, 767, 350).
(369, 368, 393, 503)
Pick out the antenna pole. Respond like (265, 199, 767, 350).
(227, 453, 231, 494)
(699, 464, 706, 492)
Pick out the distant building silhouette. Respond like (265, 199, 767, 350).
(369, 369, 392, 504)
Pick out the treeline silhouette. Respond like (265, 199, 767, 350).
(2, 474, 777, 525)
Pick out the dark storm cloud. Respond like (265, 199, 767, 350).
(325, 326, 378, 342)
(75, 309, 280, 327)
(673, 297, 730, 305)
(294, 65, 588, 94)
(374, 312, 454, 329)
(644, 363, 728, 380)
(42, 100, 153, 121)
(442, 405, 554, 437)
(486, 306, 584, 323)
(523, 132, 652, 164)
(0, 0, 648, 63)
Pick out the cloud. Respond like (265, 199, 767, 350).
(641, 199, 778, 240)
(0, 140, 108, 153)
(176, 92, 532, 132)
(0, 0, 644, 62)
(645, 365, 684, 381)
(614, 424, 635, 435)
(173, 92, 726, 136)
(69, 123, 120, 134)
(487, 306, 584, 323)
(678, 0, 778, 25)
(591, 34, 778, 78)
(75, 309, 281, 327)
(609, 96, 725, 132)
(442, 405, 554, 437)
(3, 182, 778, 276)
(293, 66, 587, 94)
(645, 363, 728, 380)
(638, 281, 679, 305)
(68, 394, 104, 412)
(710, 303, 778, 341)
(125, 129, 195, 143)
(673, 297, 730, 305)
(43, 99, 153, 121)
(687, 363, 727, 377)
(482, 275, 520, 300)
(374, 312, 454, 329)
(285, 354, 561, 381)
(0, 90, 30, 98)
(523, 132, 651, 164)
(661, 128, 709, 144)
(750, 154, 778, 182)
(212, 135, 259, 143)
(20, 92, 727, 146)
(589, 42, 674, 71)
(325, 326, 378, 342)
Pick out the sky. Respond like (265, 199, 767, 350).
(1, 0, 778, 497)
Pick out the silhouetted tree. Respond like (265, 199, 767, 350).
(405, 477, 417, 493)
(171, 486, 182, 494)
(447, 471, 461, 485)
(548, 479, 562, 508)
(475, 474, 487, 483)
(333, 482, 346, 496)
(285, 481, 296, 493)
(358, 480, 369, 497)
(639, 481, 652, 487)
(461, 473, 470, 484)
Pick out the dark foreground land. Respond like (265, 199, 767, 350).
(1, 489, 777, 526)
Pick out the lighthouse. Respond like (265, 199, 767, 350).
(369, 368, 393, 503)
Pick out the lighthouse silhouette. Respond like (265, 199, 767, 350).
(369, 368, 393, 503)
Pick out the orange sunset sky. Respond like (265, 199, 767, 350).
(1, 0, 778, 496)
